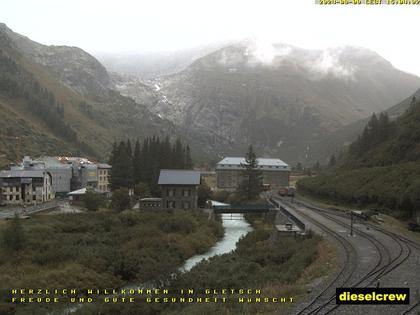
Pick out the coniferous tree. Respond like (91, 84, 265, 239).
(328, 154, 337, 168)
(110, 136, 193, 193)
(133, 140, 142, 184)
(109, 141, 118, 165)
(237, 145, 263, 200)
(185, 145, 193, 169)
(110, 141, 134, 190)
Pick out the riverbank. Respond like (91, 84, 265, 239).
(75, 211, 326, 315)
(0, 209, 224, 315)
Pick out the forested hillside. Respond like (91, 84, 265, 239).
(298, 97, 420, 219)
(0, 23, 179, 167)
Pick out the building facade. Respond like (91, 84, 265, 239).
(10, 156, 72, 194)
(216, 157, 290, 190)
(158, 169, 201, 210)
(0, 170, 54, 205)
(139, 198, 163, 210)
(97, 163, 111, 193)
(5, 156, 111, 197)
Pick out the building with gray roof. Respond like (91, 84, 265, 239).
(216, 157, 290, 190)
(158, 169, 201, 210)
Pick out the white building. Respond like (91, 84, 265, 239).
(0, 170, 54, 205)
(216, 157, 290, 190)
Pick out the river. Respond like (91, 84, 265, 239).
(58, 211, 252, 314)
(181, 213, 253, 271)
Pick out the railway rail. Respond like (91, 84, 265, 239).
(270, 197, 420, 315)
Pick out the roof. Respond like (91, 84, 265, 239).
(0, 170, 46, 178)
(140, 198, 163, 201)
(67, 188, 88, 195)
(217, 157, 288, 167)
(67, 188, 102, 195)
(96, 163, 111, 169)
(158, 169, 201, 185)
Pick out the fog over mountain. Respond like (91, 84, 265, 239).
(111, 40, 420, 163)
(95, 42, 228, 79)
(2, 19, 420, 165)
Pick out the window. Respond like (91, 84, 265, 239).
(183, 189, 191, 197)
(166, 201, 176, 209)
(167, 188, 175, 197)
(33, 196, 36, 201)
(16, 195, 19, 201)
(183, 201, 191, 209)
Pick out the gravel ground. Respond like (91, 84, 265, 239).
(275, 199, 420, 315)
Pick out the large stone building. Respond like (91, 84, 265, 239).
(6, 156, 111, 197)
(13, 156, 73, 195)
(0, 170, 54, 205)
(64, 158, 111, 194)
(158, 169, 201, 209)
(216, 157, 290, 190)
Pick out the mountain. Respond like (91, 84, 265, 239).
(95, 42, 228, 79)
(125, 42, 420, 164)
(0, 23, 179, 166)
(308, 88, 420, 165)
(298, 97, 420, 218)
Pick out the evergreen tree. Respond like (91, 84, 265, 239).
(133, 140, 142, 184)
(110, 141, 134, 190)
(110, 136, 194, 192)
(185, 145, 193, 169)
(328, 154, 337, 168)
(174, 138, 184, 169)
(108, 141, 118, 165)
(237, 145, 263, 200)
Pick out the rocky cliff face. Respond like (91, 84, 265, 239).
(0, 23, 112, 98)
(0, 23, 182, 162)
(136, 42, 420, 162)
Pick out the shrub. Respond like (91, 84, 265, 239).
(110, 188, 131, 211)
(2, 214, 25, 253)
(81, 190, 105, 211)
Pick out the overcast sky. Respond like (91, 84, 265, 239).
(1, 0, 420, 75)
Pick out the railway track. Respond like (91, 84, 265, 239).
(271, 197, 419, 315)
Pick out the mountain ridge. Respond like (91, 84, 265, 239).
(0, 23, 180, 166)
(131, 41, 420, 163)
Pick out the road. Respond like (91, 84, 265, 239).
(0, 199, 62, 219)
(271, 197, 420, 315)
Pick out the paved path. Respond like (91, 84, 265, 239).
(0, 200, 62, 219)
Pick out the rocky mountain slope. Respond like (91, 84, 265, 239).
(298, 96, 420, 218)
(129, 42, 420, 163)
(0, 23, 178, 166)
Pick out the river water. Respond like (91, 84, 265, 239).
(58, 211, 252, 314)
(181, 213, 253, 271)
